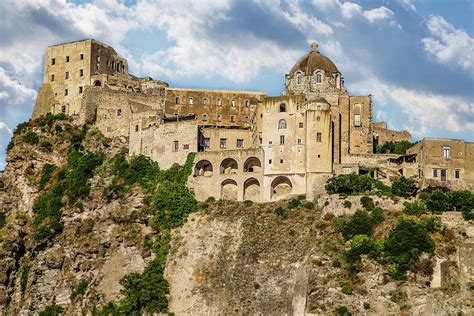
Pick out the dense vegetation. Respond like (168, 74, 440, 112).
(375, 141, 413, 154)
(420, 188, 474, 220)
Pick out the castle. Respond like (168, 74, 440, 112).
(32, 39, 474, 201)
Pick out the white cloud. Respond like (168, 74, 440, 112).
(0, 122, 12, 170)
(396, 0, 416, 12)
(421, 15, 474, 72)
(363, 6, 394, 23)
(340, 1, 362, 19)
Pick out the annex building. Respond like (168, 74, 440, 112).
(32, 39, 473, 201)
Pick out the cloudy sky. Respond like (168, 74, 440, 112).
(0, 0, 473, 170)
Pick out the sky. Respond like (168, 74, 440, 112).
(0, 0, 473, 170)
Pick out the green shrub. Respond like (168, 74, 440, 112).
(34, 113, 68, 128)
(337, 209, 377, 240)
(420, 189, 450, 212)
(39, 304, 64, 316)
(243, 200, 253, 207)
(23, 131, 39, 145)
(403, 200, 427, 216)
(345, 234, 375, 264)
(343, 200, 352, 209)
(39, 140, 53, 152)
(325, 174, 375, 195)
(287, 198, 302, 209)
(371, 207, 384, 224)
(0, 178, 4, 190)
(303, 201, 314, 210)
(206, 196, 216, 203)
(275, 207, 288, 220)
(20, 266, 29, 294)
(363, 302, 370, 310)
(39, 164, 56, 190)
(71, 279, 88, 299)
(0, 213, 5, 229)
(389, 290, 408, 304)
(375, 141, 412, 154)
(374, 180, 391, 194)
(449, 190, 474, 220)
(13, 121, 30, 136)
(341, 284, 353, 295)
(391, 176, 417, 197)
(360, 196, 375, 211)
(335, 305, 352, 316)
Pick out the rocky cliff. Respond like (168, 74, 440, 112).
(0, 115, 472, 315)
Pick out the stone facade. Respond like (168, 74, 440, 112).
(31, 39, 473, 202)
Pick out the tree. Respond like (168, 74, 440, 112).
(391, 176, 417, 197)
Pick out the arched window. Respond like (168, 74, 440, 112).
(335, 74, 341, 89)
(216, 98, 222, 106)
(203, 98, 208, 105)
(279, 103, 286, 113)
(278, 119, 287, 129)
(353, 104, 362, 127)
(297, 73, 303, 84)
(315, 72, 322, 84)
(175, 96, 180, 104)
(231, 99, 236, 107)
(188, 97, 193, 105)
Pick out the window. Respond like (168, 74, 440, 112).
(236, 139, 244, 148)
(354, 114, 361, 127)
(79, 86, 83, 94)
(217, 98, 222, 106)
(269, 141, 273, 145)
(245, 99, 250, 107)
(51, 58, 56, 65)
(217, 114, 222, 122)
(433, 169, 438, 177)
(220, 138, 227, 149)
(175, 97, 180, 104)
(280, 159, 283, 164)
(297, 73, 303, 84)
(204, 138, 210, 148)
(117, 109, 122, 116)
(61, 105, 66, 113)
(135, 125, 139, 132)
(316, 116, 320, 121)
(230, 115, 236, 123)
(279, 103, 286, 112)
(335, 74, 341, 89)
(51, 74, 55, 82)
(269, 159, 272, 164)
(317, 133, 322, 142)
(188, 97, 193, 104)
(299, 122, 303, 128)
(66, 56, 70, 62)
(244, 116, 249, 123)
(79, 69, 84, 77)
(315, 71, 322, 84)
(173, 141, 179, 152)
(65, 71, 69, 79)
(231, 99, 236, 107)
(202, 114, 208, 121)
(280, 135, 285, 145)
(455, 169, 460, 179)
(64, 89, 68, 96)
(203, 98, 208, 105)
(183, 144, 190, 150)
(278, 119, 287, 129)
(443, 147, 450, 158)
(80, 53, 84, 60)
(297, 138, 302, 144)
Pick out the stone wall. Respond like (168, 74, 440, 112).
(201, 127, 253, 151)
(373, 121, 412, 146)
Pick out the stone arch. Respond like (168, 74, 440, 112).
(271, 176, 292, 200)
(94, 80, 102, 87)
(244, 178, 260, 201)
(221, 179, 238, 200)
(194, 160, 213, 177)
(278, 119, 287, 129)
(243, 157, 261, 173)
(220, 158, 238, 174)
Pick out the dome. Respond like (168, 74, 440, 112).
(289, 42, 339, 77)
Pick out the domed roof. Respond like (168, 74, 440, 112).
(289, 42, 339, 77)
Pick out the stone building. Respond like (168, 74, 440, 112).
(31, 39, 473, 201)
(373, 121, 412, 148)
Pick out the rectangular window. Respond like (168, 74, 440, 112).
(79, 86, 83, 94)
(280, 135, 285, 145)
(441, 169, 447, 181)
(269, 141, 273, 145)
(216, 114, 222, 122)
(297, 138, 302, 144)
(231, 99, 236, 107)
(65, 71, 69, 79)
(443, 147, 450, 158)
(220, 138, 227, 149)
(317, 132, 322, 142)
(135, 125, 139, 132)
(183, 144, 190, 150)
(66, 56, 70, 62)
(269, 159, 272, 164)
(61, 105, 66, 113)
(236, 139, 244, 148)
(80, 53, 84, 60)
(79, 69, 84, 77)
(455, 169, 460, 179)
(64, 89, 68, 96)
(173, 141, 179, 152)
(202, 114, 208, 121)
(244, 116, 249, 123)
(354, 114, 361, 127)
(51, 74, 55, 82)
(117, 109, 122, 116)
(433, 169, 438, 177)
(280, 159, 283, 164)
(204, 138, 210, 148)
(299, 122, 304, 128)
(230, 115, 236, 123)
(51, 58, 56, 65)
(217, 98, 222, 106)
(245, 99, 250, 107)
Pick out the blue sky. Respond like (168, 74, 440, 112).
(0, 0, 473, 170)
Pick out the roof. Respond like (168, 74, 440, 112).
(289, 42, 339, 77)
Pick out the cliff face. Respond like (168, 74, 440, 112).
(0, 116, 472, 315)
